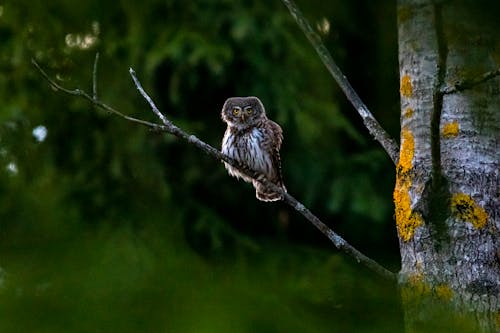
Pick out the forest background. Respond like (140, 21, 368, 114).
(1, 1, 406, 331)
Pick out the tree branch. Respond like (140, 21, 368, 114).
(31, 59, 166, 130)
(32, 58, 397, 282)
(440, 68, 500, 94)
(281, 0, 400, 165)
(92, 52, 99, 100)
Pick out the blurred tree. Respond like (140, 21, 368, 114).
(0, 0, 405, 332)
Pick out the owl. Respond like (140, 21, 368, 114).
(221, 96, 286, 201)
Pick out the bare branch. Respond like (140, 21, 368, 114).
(129, 68, 172, 127)
(92, 52, 99, 100)
(33, 59, 397, 282)
(31, 59, 165, 130)
(281, 0, 400, 165)
(129, 68, 397, 281)
(440, 68, 500, 94)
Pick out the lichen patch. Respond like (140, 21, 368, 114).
(394, 128, 422, 242)
(400, 74, 413, 98)
(394, 188, 424, 242)
(398, 127, 414, 174)
(403, 107, 414, 118)
(442, 121, 459, 138)
(451, 193, 488, 229)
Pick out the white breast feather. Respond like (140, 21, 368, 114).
(222, 128, 272, 182)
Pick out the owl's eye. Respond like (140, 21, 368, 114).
(232, 108, 240, 115)
(245, 108, 253, 114)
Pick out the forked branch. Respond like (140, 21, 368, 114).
(32, 57, 397, 282)
(281, 0, 400, 165)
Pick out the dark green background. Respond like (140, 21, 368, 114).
(1, 0, 403, 332)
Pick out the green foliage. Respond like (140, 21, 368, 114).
(1, 222, 402, 333)
(0, 0, 402, 331)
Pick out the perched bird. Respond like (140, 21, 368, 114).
(221, 96, 286, 201)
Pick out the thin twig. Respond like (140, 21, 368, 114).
(31, 59, 164, 130)
(33, 59, 397, 282)
(93, 52, 99, 99)
(281, 0, 400, 165)
(129, 69, 172, 127)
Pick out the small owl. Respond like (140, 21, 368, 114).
(221, 96, 286, 201)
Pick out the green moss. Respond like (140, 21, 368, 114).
(401, 272, 430, 303)
(435, 284, 453, 301)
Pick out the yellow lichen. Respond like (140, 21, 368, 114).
(402, 272, 430, 302)
(442, 121, 459, 138)
(435, 284, 453, 301)
(451, 193, 488, 229)
(400, 75, 413, 98)
(394, 189, 424, 242)
(398, 128, 414, 173)
(393, 128, 423, 242)
(403, 107, 414, 118)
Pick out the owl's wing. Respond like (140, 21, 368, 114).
(267, 120, 285, 187)
(268, 120, 283, 149)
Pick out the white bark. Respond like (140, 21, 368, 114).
(397, 1, 499, 332)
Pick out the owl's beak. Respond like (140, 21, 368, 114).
(240, 114, 246, 121)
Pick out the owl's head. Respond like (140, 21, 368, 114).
(221, 96, 266, 129)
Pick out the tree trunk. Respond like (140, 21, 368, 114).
(395, 0, 499, 331)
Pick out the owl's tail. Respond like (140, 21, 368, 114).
(254, 181, 286, 202)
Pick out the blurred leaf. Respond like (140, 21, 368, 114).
(0, 0, 402, 331)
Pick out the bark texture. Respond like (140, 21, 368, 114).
(396, 0, 499, 331)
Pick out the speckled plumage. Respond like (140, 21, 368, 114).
(221, 96, 286, 201)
